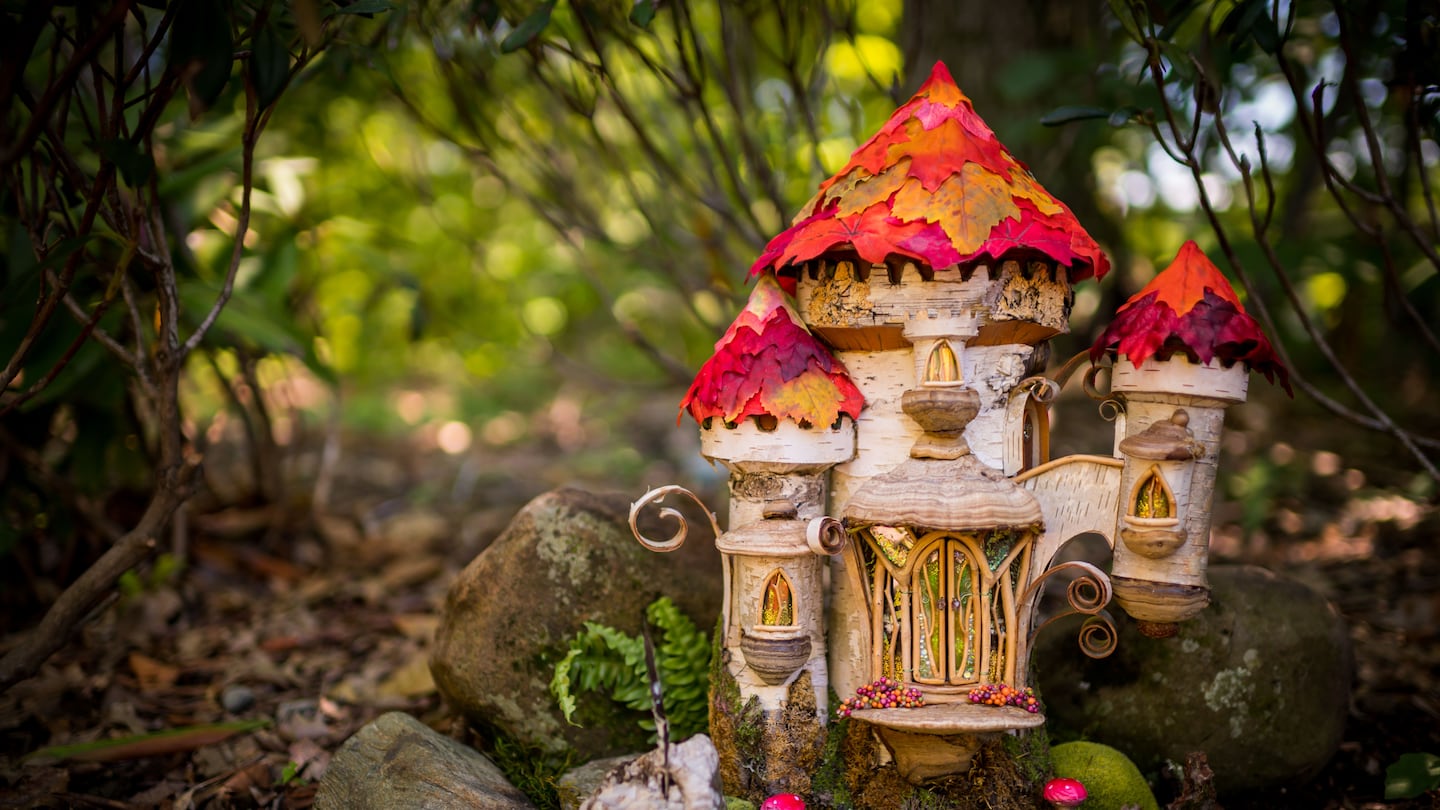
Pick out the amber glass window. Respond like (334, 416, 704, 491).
(924, 341, 961, 383)
(853, 529, 1032, 694)
(1132, 469, 1173, 519)
(761, 570, 795, 626)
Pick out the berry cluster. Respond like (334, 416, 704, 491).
(966, 683, 1041, 713)
(837, 677, 925, 717)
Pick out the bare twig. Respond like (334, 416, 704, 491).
(1129, 14, 1440, 479)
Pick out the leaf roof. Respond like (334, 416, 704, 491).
(749, 61, 1110, 281)
(679, 273, 865, 427)
(1090, 240, 1291, 393)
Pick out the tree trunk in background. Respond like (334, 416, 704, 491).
(900, 0, 1132, 343)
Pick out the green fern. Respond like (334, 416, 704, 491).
(550, 597, 711, 741)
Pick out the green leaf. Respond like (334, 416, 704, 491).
(26, 720, 270, 764)
(1385, 753, 1440, 799)
(1040, 106, 1111, 127)
(249, 23, 290, 110)
(96, 138, 155, 187)
(324, 0, 394, 18)
(470, 0, 501, 28)
(1108, 106, 1144, 127)
(628, 0, 656, 28)
(169, 0, 234, 113)
(1156, 1, 1201, 42)
(1250, 12, 1281, 54)
(1106, 0, 1145, 43)
(179, 281, 307, 355)
(500, 1, 555, 53)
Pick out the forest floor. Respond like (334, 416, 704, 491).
(1, 415, 1438, 809)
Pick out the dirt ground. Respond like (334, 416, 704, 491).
(1, 423, 1437, 809)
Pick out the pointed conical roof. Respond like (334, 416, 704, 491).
(679, 273, 865, 428)
(749, 62, 1110, 282)
(1090, 240, 1290, 393)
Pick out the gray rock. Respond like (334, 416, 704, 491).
(430, 488, 722, 759)
(558, 755, 639, 810)
(220, 684, 254, 713)
(316, 711, 534, 809)
(1037, 564, 1353, 795)
(580, 734, 725, 810)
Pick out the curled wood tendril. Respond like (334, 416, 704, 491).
(806, 516, 847, 556)
(1017, 375, 1060, 404)
(1022, 560, 1118, 659)
(628, 485, 721, 553)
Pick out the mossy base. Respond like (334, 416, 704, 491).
(841, 720, 1052, 810)
(709, 645, 825, 802)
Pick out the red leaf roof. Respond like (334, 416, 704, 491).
(749, 61, 1110, 281)
(679, 273, 866, 427)
(1091, 241, 1291, 393)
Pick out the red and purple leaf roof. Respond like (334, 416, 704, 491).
(1091, 240, 1291, 393)
(749, 61, 1110, 282)
(680, 273, 865, 427)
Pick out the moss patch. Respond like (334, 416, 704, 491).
(832, 727, 1044, 810)
(761, 671, 825, 795)
(1050, 740, 1159, 810)
(709, 624, 765, 800)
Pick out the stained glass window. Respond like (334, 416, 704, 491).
(1132, 469, 1172, 519)
(761, 570, 795, 626)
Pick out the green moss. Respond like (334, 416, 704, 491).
(709, 621, 766, 800)
(1050, 741, 1159, 810)
(481, 730, 572, 810)
(1001, 725, 1053, 787)
(809, 694, 853, 808)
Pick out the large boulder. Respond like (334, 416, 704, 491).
(1037, 565, 1352, 795)
(430, 488, 722, 759)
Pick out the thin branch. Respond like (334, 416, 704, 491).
(0, 166, 116, 394)
(180, 97, 259, 358)
(1139, 39, 1440, 479)
(0, 0, 134, 168)
(0, 458, 197, 693)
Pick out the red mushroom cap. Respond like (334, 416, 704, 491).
(1042, 776, 1088, 807)
(760, 794, 806, 810)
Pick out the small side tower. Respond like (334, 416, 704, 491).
(632, 272, 861, 797)
(1090, 240, 1290, 637)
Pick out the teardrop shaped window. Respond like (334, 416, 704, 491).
(761, 570, 796, 626)
(924, 341, 961, 384)
(1132, 469, 1173, 519)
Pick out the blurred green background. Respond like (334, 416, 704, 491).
(2, 0, 1438, 621)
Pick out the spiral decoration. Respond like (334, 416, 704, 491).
(1017, 375, 1060, 404)
(1076, 611, 1119, 659)
(628, 485, 722, 553)
(806, 516, 846, 556)
(1022, 560, 1118, 659)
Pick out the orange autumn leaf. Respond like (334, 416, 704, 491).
(824, 124, 911, 188)
(759, 203, 935, 271)
(832, 160, 911, 217)
(680, 273, 864, 427)
(1091, 241, 1290, 394)
(763, 369, 850, 429)
(752, 61, 1110, 281)
(890, 165, 1020, 256)
(886, 117, 1000, 192)
(1120, 239, 1242, 317)
(1004, 164, 1065, 217)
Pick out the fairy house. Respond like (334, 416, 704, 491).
(630, 62, 1287, 793)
